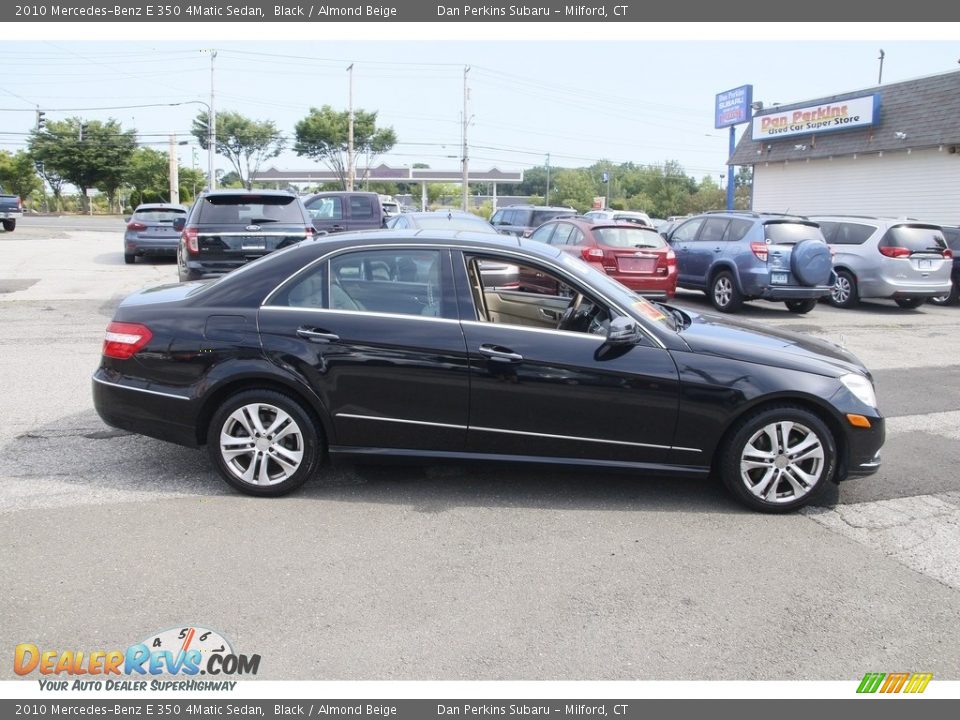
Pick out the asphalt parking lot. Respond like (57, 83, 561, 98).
(1, 215, 959, 681)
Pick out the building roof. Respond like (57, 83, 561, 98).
(729, 69, 960, 166)
(252, 163, 523, 184)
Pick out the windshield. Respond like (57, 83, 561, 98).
(764, 221, 825, 245)
(883, 225, 947, 253)
(133, 208, 185, 222)
(593, 227, 665, 249)
(197, 195, 303, 224)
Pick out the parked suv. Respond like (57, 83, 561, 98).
(489, 204, 576, 238)
(304, 191, 385, 234)
(810, 216, 953, 309)
(929, 226, 960, 306)
(528, 216, 677, 299)
(175, 190, 314, 282)
(124, 203, 187, 264)
(667, 212, 834, 313)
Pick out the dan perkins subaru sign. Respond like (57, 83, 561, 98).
(752, 94, 880, 140)
(715, 85, 753, 129)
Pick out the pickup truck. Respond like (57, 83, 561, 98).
(0, 188, 23, 232)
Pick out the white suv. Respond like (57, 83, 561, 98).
(809, 216, 953, 309)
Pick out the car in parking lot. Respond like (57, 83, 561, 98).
(92, 230, 884, 513)
(123, 203, 188, 264)
(0, 186, 22, 232)
(527, 216, 677, 300)
(810, 216, 953, 309)
(174, 190, 315, 282)
(666, 212, 835, 313)
(303, 191, 386, 234)
(583, 209, 653, 226)
(489, 204, 577, 237)
(929, 225, 960, 306)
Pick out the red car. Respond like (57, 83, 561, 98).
(526, 217, 677, 299)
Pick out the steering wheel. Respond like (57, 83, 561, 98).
(556, 292, 585, 332)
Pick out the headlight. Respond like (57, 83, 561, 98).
(841, 373, 877, 409)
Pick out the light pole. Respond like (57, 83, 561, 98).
(166, 100, 215, 192)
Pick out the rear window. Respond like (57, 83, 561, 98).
(197, 195, 303, 224)
(531, 209, 573, 226)
(881, 225, 947, 253)
(764, 222, 825, 244)
(133, 207, 185, 222)
(594, 227, 666, 249)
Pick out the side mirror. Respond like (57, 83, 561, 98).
(522, 229, 533, 238)
(606, 316, 642, 345)
(172, 217, 186, 232)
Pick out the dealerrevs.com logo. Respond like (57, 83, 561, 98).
(857, 672, 933, 694)
(14, 626, 260, 691)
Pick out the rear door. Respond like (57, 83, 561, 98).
(668, 217, 706, 287)
(879, 224, 950, 281)
(762, 221, 827, 287)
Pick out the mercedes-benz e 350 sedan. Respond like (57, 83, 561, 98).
(93, 231, 884, 512)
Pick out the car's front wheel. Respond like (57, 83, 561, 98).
(829, 269, 858, 308)
(720, 405, 836, 512)
(710, 270, 743, 313)
(207, 390, 322, 497)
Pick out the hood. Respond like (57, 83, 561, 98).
(676, 308, 869, 379)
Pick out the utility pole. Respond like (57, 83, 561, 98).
(206, 48, 217, 191)
(168, 135, 180, 204)
(461, 65, 470, 212)
(347, 63, 355, 191)
(545, 153, 551, 205)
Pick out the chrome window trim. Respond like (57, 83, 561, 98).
(333, 412, 701, 453)
(197, 231, 309, 237)
(459, 319, 608, 343)
(260, 306, 461, 325)
(93, 375, 190, 401)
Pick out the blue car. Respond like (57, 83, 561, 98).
(666, 211, 835, 313)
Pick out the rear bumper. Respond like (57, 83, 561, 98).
(608, 273, 676, 299)
(860, 276, 952, 299)
(181, 258, 256, 279)
(756, 285, 833, 301)
(0, 211, 22, 220)
(92, 371, 199, 448)
(126, 237, 179, 255)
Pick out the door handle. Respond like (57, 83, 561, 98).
(539, 307, 561, 321)
(714, 246, 722, 253)
(478, 344, 524, 363)
(331, 225, 345, 232)
(297, 327, 340, 343)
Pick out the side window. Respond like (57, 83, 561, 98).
(331, 249, 449, 317)
(567, 227, 585, 246)
(835, 222, 876, 245)
(306, 196, 342, 221)
(698, 218, 730, 243)
(671, 218, 704, 242)
(529, 224, 555, 244)
(723, 218, 754, 243)
(349, 195, 375, 220)
(817, 221, 839, 243)
(270, 261, 329, 309)
(943, 228, 960, 251)
(391, 216, 407, 229)
(549, 223, 573, 246)
(500, 210, 517, 226)
(490, 210, 505, 226)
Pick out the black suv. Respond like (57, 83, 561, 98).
(175, 190, 315, 282)
(490, 205, 576, 238)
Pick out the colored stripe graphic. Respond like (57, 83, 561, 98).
(904, 673, 933, 694)
(880, 672, 910, 693)
(857, 673, 885, 693)
(857, 672, 932, 694)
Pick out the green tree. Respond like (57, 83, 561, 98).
(552, 168, 597, 212)
(192, 110, 284, 189)
(294, 105, 397, 190)
(124, 147, 168, 206)
(684, 176, 725, 214)
(0, 150, 43, 204)
(29, 118, 136, 212)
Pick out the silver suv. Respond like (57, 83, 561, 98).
(810, 216, 953, 309)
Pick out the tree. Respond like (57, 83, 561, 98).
(294, 105, 397, 190)
(552, 168, 597, 212)
(124, 147, 168, 206)
(192, 111, 284, 189)
(0, 150, 43, 203)
(29, 117, 136, 212)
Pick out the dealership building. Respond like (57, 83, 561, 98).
(729, 69, 960, 225)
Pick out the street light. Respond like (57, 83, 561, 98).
(167, 100, 215, 192)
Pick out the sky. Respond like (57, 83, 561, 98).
(2, 31, 960, 185)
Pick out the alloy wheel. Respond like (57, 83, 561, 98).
(219, 403, 305, 486)
(739, 420, 825, 504)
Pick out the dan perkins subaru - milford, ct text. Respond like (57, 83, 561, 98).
(437, 5, 629, 17)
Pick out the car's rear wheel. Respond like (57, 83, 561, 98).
(720, 405, 836, 513)
(929, 283, 959, 306)
(710, 271, 743, 313)
(207, 390, 321, 497)
(829, 269, 858, 308)
(895, 297, 925, 309)
(124, 253, 136, 264)
(1, 219, 15, 232)
(785, 299, 817, 314)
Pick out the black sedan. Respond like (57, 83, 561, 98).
(93, 231, 884, 512)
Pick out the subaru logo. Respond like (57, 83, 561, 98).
(245, 225, 261, 231)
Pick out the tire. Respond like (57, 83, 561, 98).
(928, 282, 959, 306)
(785, 299, 817, 314)
(894, 297, 924, 309)
(828, 269, 859, 309)
(1, 219, 15, 232)
(124, 253, 136, 265)
(709, 270, 743, 313)
(207, 389, 322, 497)
(719, 405, 836, 513)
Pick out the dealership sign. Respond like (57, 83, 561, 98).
(715, 85, 753, 129)
(752, 94, 880, 140)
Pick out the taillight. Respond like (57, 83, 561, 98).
(944, 249, 954, 259)
(750, 241, 769, 262)
(879, 246, 911, 258)
(102, 322, 153, 360)
(126, 221, 147, 231)
(656, 248, 677, 275)
(16, 196, 22, 210)
(183, 226, 199, 255)
(582, 247, 605, 262)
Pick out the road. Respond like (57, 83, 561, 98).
(1, 216, 959, 681)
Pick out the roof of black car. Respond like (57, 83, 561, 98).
(199, 189, 297, 198)
(300, 228, 565, 257)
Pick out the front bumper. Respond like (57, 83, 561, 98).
(838, 415, 885, 481)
